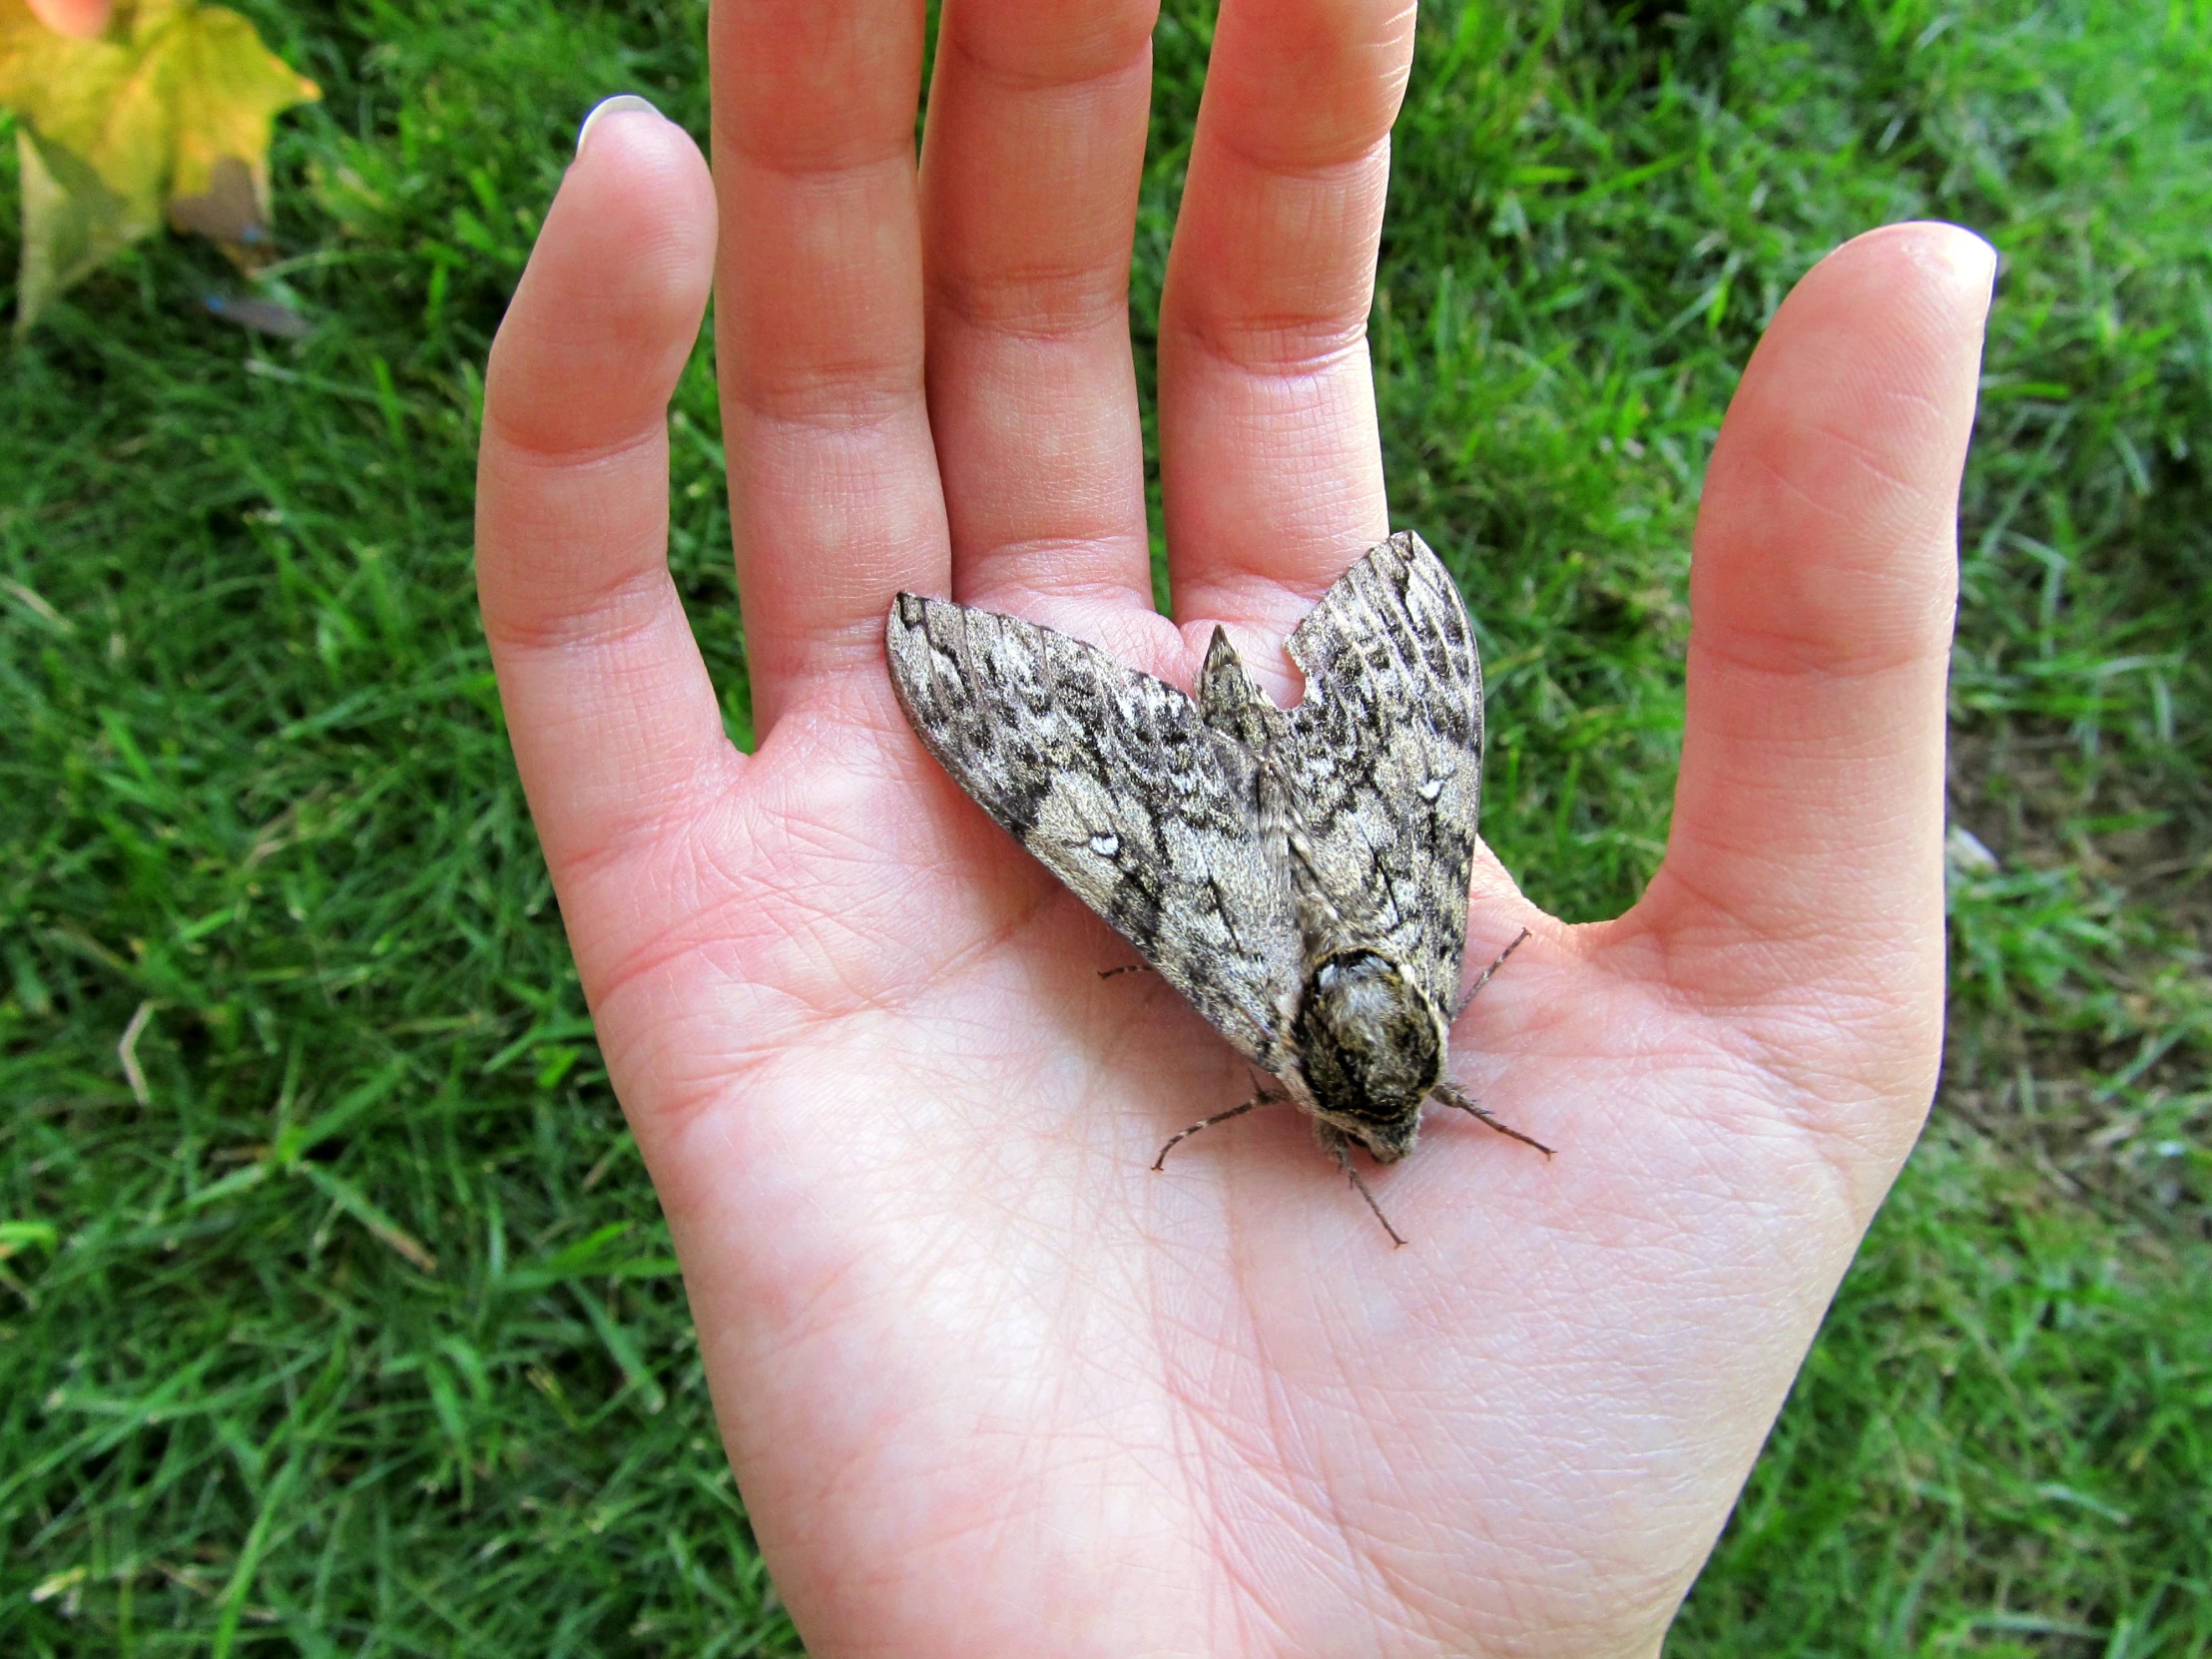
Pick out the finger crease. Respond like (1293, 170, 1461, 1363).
(484, 415, 668, 476)
(941, 20, 1156, 96)
(1167, 311, 1373, 378)
(729, 374, 927, 435)
(956, 537, 1154, 605)
(1207, 127, 1390, 193)
(926, 265, 1132, 341)
(482, 564, 681, 656)
(716, 126, 917, 186)
(1693, 623, 1945, 685)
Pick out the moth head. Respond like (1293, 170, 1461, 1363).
(1290, 950, 1445, 1163)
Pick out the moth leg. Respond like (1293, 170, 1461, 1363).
(1431, 1080, 1555, 1157)
(1329, 1137, 1407, 1249)
(1450, 926, 1532, 1021)
(1097, 963, 1155, 981)
(1152, 1078, 1284, 1171)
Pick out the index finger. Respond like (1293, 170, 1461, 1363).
(1156, 0, 1413, 647)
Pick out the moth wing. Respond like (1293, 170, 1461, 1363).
(886, 592, 1304, 1075)
(1282, 531, 1483, 1013)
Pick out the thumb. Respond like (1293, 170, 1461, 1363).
(1626, 223, 1992, 1041)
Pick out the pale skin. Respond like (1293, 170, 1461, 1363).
(473, 1, 1991, 1653)
(26, 0, 111, 39)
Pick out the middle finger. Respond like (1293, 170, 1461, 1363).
(1157, 0, 1415, 644)
(920, 0, 1162, 627)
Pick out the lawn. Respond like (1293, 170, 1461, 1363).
(3, 0, 2208, 1652)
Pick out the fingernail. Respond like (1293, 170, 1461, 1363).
(1943, 226, 1999, 295)
(576, 93, 662, 159)
(1924, 226, 1999, 323)
(1902, 222, 1997, 295)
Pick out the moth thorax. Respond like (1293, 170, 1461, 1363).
(1290, 950, 1443, 1160)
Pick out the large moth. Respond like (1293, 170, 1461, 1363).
(884, 531, 1548, 1242)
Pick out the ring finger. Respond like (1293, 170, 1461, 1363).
(1156, 0, 1414, 651)
(919, 0, 1162, 632)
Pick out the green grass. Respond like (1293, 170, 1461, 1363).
(2, 0, 2207, 1651)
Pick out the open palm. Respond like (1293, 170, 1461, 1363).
(474, 3, 1990, 1653)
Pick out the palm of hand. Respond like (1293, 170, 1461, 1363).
(562, 627, 1922, 1655)
(476, 8, 1990, 1655)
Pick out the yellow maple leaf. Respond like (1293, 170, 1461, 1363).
(0, 0, 317, 332)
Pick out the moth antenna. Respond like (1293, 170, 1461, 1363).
(1432, 1081, 1554, 1158)
(1333, 1143, 1406, 1248)
(1097, 962, 1154, 980)
(1451, 926, 1532, 1021)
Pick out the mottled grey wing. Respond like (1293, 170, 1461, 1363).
(1281, 531, 1483, 1012)
(885, 592, 1304, 1074)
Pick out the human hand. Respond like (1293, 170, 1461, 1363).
(473, 2, 1991, 1653)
